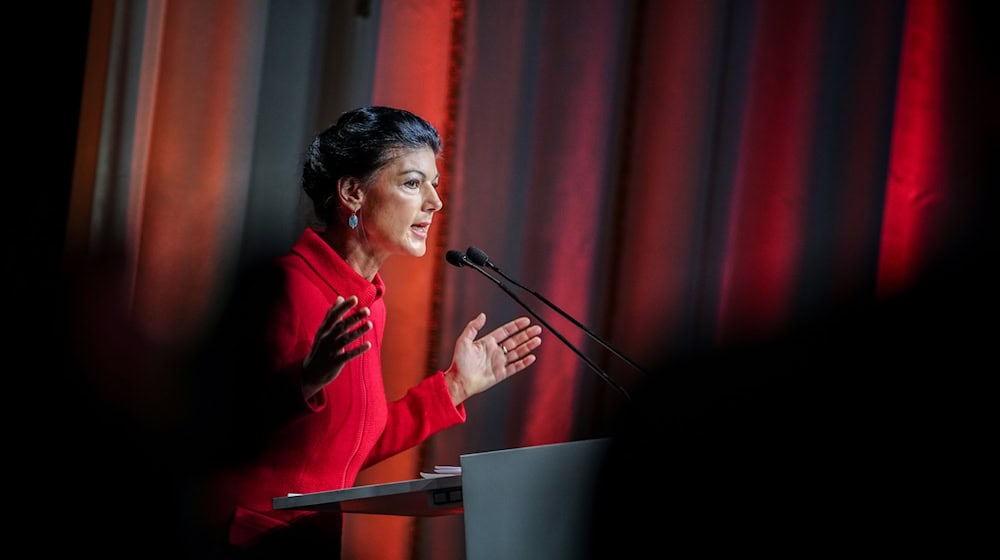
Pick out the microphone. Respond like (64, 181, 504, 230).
(465, 246, 649, 377)
(446, 249, 632, 402)
(445, 249, 467, 268)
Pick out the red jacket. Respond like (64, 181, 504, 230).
(217, 228, 466, 548)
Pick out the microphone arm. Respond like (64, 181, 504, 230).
(446, 250, 631, 403)
(466, 246, 649, 377)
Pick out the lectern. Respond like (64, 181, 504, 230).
(273, 438, 609, 560)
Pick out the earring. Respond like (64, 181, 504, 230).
(349, 211, 359, 229)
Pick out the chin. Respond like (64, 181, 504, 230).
(400, 241, 427, 257)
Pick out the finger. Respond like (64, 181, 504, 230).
(334, 320, 373, 350)
(318, 299, 368, 340)
(326, 295, 360, 322)
(328, 295, 358, 317)
(489, 316, 533, 344)
(333, 340, 372, 365)
(501, 325, 543, 352)
(501, 334, 542, 361)
(316, 298, 347, 338)
(459, 313, 487, 343)
(503, 353, 537, 375)
(337, 307, 371, 334)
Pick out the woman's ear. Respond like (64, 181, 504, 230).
(337, 177, 365, 211)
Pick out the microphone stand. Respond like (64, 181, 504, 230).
(447, 251, 632, 403)
(466, 246, 649, 376)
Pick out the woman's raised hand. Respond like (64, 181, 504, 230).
(444, 313, 543, 405)
(301, 296, 373, 399)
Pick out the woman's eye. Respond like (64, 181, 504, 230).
(405, 179, 421, 189)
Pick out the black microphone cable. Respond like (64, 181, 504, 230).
(446, 250, 632, 403)
(465, 246, 649, 376)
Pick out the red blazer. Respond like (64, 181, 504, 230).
(216, 228, 466, 548)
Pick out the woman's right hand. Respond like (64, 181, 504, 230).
(300, 295, 373, 400)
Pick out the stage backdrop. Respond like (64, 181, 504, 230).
(63, 1, 994, 559)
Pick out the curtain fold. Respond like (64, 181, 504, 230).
(61, 1, 992, 559)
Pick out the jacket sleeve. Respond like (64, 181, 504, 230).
(362, 372, 466, 469)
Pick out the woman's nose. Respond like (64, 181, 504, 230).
(426, 186, 443, 211)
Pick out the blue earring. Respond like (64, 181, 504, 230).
(348, 212, 359, 229)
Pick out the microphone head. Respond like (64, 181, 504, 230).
(466, 246, 490, 267)
(445, 250, 466, 268)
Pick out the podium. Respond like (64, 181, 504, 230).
(273, 438, 609, 560)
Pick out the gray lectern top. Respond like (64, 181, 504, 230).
(272, 473, 463, 517)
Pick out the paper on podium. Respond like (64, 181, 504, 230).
(419, 465, 461, 479)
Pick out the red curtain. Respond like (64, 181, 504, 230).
(54, 0, 993, 558)
(418, 1, 992, 557)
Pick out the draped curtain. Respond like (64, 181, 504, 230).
(57, 0, 994, 559)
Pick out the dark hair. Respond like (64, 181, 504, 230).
(302, 106, 443, 225)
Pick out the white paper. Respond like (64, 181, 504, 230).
(419, 465, 461, 478)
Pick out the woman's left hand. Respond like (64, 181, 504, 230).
(444, 313, 543, 405)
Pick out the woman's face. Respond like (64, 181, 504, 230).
(361, 146, 442, 259)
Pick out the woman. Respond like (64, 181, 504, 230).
(204, 106, 543, 557)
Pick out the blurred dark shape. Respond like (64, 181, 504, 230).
(20, 250, 192, 558)
(589, 219, 995, 557)
(12, 249, 290, 558)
